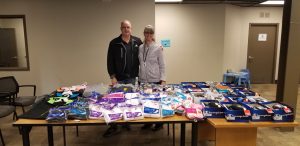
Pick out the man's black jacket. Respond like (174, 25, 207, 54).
(107, 35, 142, 81)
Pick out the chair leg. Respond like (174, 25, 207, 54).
(0, 128, 5, 146)
(13, 111, 18, 121)
(248, 80, 251, 89)
(22, 106, 25, 113)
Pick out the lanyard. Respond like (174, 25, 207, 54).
(143, 45, 150, 63)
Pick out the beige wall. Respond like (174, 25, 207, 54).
(223, 5, 242, 73)
(156, 4, 283, 83)
(1, 1, 284, 95)
(239, 6, 283, 80)
(155, 4, 226, 83)
(224, 5, 283, 79)
(0, 0, 155, 95)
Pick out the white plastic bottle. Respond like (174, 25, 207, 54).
(134, 77, 139, 92)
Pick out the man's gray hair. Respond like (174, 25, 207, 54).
(121, 20, 131, 27)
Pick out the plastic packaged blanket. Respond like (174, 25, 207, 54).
(89, 104, 103, 119)
(143, 100, 161, 118)
(103, 107, 123, 123)
(123, 106, 144, 121)
(106, 92, 125, 103)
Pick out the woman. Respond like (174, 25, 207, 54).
(139, 25, 166, 131)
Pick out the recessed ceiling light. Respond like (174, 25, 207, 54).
(155, 0, 183, 3)
(260, 0, 284, 5)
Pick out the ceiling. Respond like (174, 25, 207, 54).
(158, 0, 270, 7)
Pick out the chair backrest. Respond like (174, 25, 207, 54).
(240, 69, 249, 73)
(0, 76, 19, 95)
(240, 69, 250, 78)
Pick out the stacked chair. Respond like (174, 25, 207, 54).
(0, 76, 36, 146)
(238, 69, 251, 88)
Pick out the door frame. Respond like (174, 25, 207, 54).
(247, 23, 279, 84)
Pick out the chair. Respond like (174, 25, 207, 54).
(237, 69, 251, 88)
(0, 105, 16, 146)
(0, 76, 37, 113)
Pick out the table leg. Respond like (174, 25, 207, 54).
(47, 126, 54, 146)
(63, 126, 66, 146)
(180, 123, 186, 146)
(173, 123, 175, 146)
(192, 122, 198, 146)
(215, 127, 257, 146)
(20, 126, 32, 146)
(76, 126, 79, 137)
(167, 123, 170, 136)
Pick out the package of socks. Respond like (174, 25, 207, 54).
(161, 104, 175, 118)
(215, 84, 231, 93)
(261, 101, 294, 122)
(187, 87, 204, 93)
(201, 100, 225, 118)
(235, 88, 256, 97)
(46, 108, 67, 123)
(191, 92, 206, 104)
(226, 96, 250, 103)
(246, 96, 269, 103)
(204, 91, 227, 102)
(222, 91, 240, 98)
(243, 102, 273, 121)
(222, 103, 251, 122)
(181, 82, 197, 88)
(185, 106, 204, 121)
(66, 107, 88, 120)
(195, 82, 210, 88)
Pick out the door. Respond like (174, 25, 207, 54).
(0, 28, 18, 67)
(247, 24, 278, 83)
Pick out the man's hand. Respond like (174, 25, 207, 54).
(111, 77, 118, 85)
(161, 81, 166, 85)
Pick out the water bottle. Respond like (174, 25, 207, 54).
(134, 77, 139, 92)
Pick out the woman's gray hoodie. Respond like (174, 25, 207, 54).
(138, 42, 166, 83)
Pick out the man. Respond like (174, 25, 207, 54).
(105, 20, 142, 137)
(107, 20, 142, 85)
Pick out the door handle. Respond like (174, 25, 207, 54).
(248, 56, 254, 60)
(11, 56, 18, 59)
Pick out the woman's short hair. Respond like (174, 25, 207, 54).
(144, 25, 154, 34)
